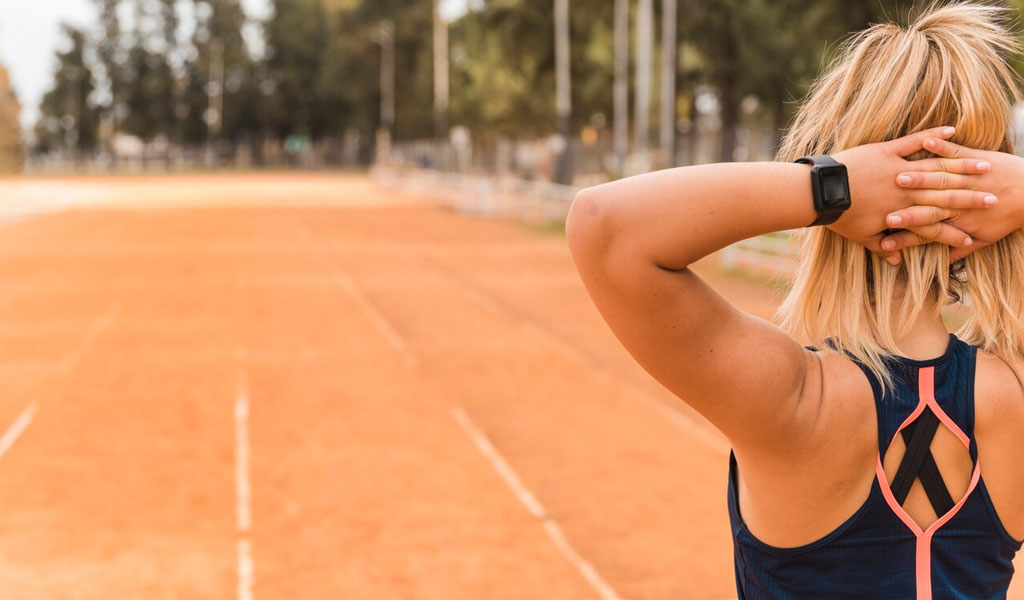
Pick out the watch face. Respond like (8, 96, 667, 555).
(819, 166, 850, 209)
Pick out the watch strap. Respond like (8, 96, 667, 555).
(795, 155, 848, 227)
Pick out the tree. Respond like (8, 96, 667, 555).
(0, 63, 23, 173)
(449, 0, 616, 140)
(94, 0, 125, 134)
(28, 0, 1024, 171)
(35, 26, 100, 157)
(121, 0, 178, 141)
(178, 0, 256, 147)
(263, 0, 331, 139)
(347, 0, 435, 140)
(685, 0, 891, 161)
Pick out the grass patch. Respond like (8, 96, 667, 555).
(522, 220, 566, 237)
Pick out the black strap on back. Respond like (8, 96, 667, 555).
(889, 407, 956, 516)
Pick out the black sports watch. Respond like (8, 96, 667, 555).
(794, 155, 851, 227)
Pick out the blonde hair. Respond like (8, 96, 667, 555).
(776, 1, 1024, 391)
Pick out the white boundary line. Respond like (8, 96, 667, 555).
(298, 227, 417, 368)
(60, 303, 122, 373)
(452, 406, 623, 600)
(403, 252, 728, 453)
(235, 346, 254, 600)
(0, 401, 39, 462)
(0, 303, 121, 467)
(327, 269, 415, 364)
(0, 303, 122, 378)
(237, 539, 254, 600)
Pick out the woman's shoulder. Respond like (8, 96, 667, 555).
(972, 349, 1024, 541)
(974, 349, 1024, 427)
(806, 347, 878, 432)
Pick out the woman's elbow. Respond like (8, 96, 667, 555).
(566, 186, 613, 263)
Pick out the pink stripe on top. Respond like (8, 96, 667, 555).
(875, 366, 980, 600)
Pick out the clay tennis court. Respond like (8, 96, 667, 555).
(0, 173, 1021, 599)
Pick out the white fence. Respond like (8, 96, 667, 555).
(374, 167, 578, 224)
(720, 231, 797, 279)
(374, 166, 797, 279)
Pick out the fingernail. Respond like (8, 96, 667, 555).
(886, 256, 901, 266)
(897, 175, 912, 185)
(942, 126, 956, 135)
(977, 161, 991, 171)
(882, 239, 897, 250)
(887, 214, 903, 226)
(925, 139, 938, 148)
(964, 236, 973, 246)
(985, 194, 998, 206)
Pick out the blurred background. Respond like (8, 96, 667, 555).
(4, 2, 1024, 599)
(7, 0, 1024, 179)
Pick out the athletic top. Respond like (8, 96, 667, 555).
(727, 334, 1022, 599)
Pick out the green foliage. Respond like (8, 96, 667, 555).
(185, 0, 256, 143)
(120, 45, 177, 140)
(0, 64, 23, 172)
(347, 0, 435, 138)
(449, 0, 618, 139)
(30, 0, 1024, 163)
(35, 26, 100, 155)
(264, 0, 331, 138)
(262, 0, 435, 140)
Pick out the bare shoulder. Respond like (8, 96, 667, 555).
(749, 347, 875, 461)
(730, 346, 877, 547)
(810, 348, 877, 434)
(807, 347, 877, 473)
(973, 349, 1024, 540)
(974, 350, 1024, 428)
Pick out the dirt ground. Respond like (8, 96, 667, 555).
(0, 173, 1020, 599)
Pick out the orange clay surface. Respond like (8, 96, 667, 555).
(0, 172, 1020, 599)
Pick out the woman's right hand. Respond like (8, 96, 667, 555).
(878, 137, 1024, 263)
(829, 127, 998, 263)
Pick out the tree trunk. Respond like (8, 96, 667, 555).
(717, 5, 739, 163)
(554, 0, 573, 184)
(659, 0, 677, 169)
(433, 0, 449, 142)
(634, 0, 653, 157)
(613, 0, 629, 176)
(772, 93, 787, 157)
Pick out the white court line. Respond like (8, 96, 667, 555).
(404, 251, 728, 454)
(0, 303, 122, 378)
(452, 406, 623, 600)
(235, 346, 254, 600)
(237, 539, 254, 600)
(327, 269, 415, 364)
(0, 303, 121, 467)
(0, 401, 39, 462)
(298, 227, 417, 368)
(235, 349, 252, 532)
(59, 303, 122, 374)
(519, 319, 727, 452)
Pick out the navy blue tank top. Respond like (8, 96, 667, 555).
(727, 334, 1021, 599)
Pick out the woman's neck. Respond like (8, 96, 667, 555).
(894, 302, 951, 360)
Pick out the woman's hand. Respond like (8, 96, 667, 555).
(879, 137, 1024, 263)
(829, 127, 996, 262)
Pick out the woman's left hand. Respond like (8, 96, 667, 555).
(879, 137, 1024, 263)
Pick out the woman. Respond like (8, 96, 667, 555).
(567, 3, 1024, 599)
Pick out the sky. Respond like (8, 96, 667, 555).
(0, 0, 470, 130)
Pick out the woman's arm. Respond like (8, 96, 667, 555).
(567, 162, 817, 454)
(566, 126, 993, 455)
(570, 161, 817, 270)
